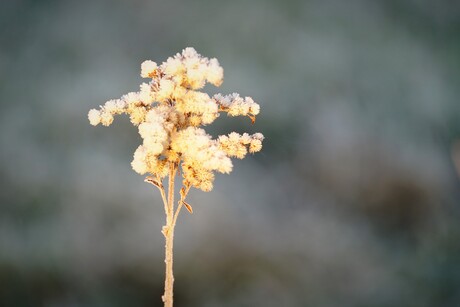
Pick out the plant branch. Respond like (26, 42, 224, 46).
(144, 176, 168, 215)
(173, 184, 191, 226)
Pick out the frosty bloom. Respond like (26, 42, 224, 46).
(206, 58, 224, 86)
(157, 79, 175, 102)
(123, 92, 141, 105)
(100, 112, 114, 126)
(141, 60, 158, 78)
(217, 132, 265, 159)
(139, 82, 155, 104)
(88, 109, 101, 126)
(88, 47, 263, 191)
(213, 93, 260, 119)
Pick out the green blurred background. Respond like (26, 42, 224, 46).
(1, 0, 460, 306)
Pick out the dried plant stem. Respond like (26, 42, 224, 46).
(153, 163, 191, 307)
(162, 163, 176, 307)
(163, 225, 174, 307)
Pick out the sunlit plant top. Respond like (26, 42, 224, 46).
(88, 47, 263, 307)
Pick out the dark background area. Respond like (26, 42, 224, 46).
(1, 0, 460, 306)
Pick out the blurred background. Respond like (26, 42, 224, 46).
(1, 0, 460, 306)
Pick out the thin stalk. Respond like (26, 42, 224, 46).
(162, 163, 177, 307)
(173, 184, 191, 226)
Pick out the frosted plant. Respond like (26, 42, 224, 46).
(88, 47, 263, 306)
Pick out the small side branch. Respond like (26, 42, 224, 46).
(145, 176, 168, 215)
(173, 184, 192, 226)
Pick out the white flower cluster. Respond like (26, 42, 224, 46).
(171, 127, 233, 191)
(88, 47, 264, 191)
(218, 132, 264, 159)
(213, 93, 260, 118)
